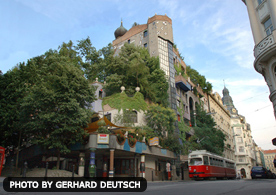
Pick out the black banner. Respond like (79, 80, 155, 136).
(3, 177, 147, 192)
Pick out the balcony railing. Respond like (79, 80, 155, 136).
(254, 33, 275, 58)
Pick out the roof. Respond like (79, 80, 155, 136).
(84, 116, 128, 133)
(147, 14, 172, 25)
(263, 149, 276, 154)
(113, 24, 147, 45)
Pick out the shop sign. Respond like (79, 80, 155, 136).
(149, 137, 159, 146)
(97, 134, 109, 144)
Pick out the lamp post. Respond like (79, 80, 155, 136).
(194, 111, 197, 127)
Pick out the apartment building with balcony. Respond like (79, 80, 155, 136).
(263, 149, 276, 173)
(222, 86, 256, 178)
(207, 92, 235, 161)
(243, 0, 276, 121)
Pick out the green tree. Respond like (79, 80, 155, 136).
(20, 51, 96, 169)
(186, 65, 212, 93)
(75, 37, 103, 82)
(105, 43, 169, 106)
(145, 104, 176, 138)
(0, 68, 21, 147)
(193, 104, 225, 155)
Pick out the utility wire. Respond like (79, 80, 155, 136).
(236, 91, 269, 104)
(244, 104, 272, 116)
(254, 104, 271, 112)
(253, 125, 276, 131)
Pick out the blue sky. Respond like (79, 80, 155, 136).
(1, 0, 275, 150)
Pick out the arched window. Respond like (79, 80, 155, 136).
(130, 111, 137, 123)
(99, 90, 103, 98)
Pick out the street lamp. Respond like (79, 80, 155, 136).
(194, 111, 197, 127)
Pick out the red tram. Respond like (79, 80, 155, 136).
(189, 150, 236, 179)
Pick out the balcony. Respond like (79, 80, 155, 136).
(175, 75, 191, 92)
(254, 33, 275, 58)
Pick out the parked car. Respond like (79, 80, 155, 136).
(251, 166, 272, 179)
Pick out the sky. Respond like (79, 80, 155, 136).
(1, 0, 275, 150)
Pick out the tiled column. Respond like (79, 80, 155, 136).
(78, 152, 85, 177)
(109, 149, 115, 177)
(89, 148, 96, 177)
(140, 154, 145, 178)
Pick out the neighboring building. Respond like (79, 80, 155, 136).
(242, 0, 276, 145)
(207, 92, 235, 161)
(255, 146, 265, 166)
(222, 86, 256, 179)
(263, 149, 276, 173)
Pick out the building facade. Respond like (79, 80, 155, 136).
(113, 14, 177, 112)
(255, 146, 265, 166)
(207, 92, 235, 161)
(263, 149, 276, 173)
(222, 86, 256, 178)
(242, 0, 276, 120)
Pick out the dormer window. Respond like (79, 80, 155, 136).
(143, 30, 148, 37)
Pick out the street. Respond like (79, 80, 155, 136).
(1, 178, 276, 195)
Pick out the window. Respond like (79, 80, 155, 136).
(203, 156, 209, 165)
(258, 0, 264, 5)
(239, 146, 244, 153)
(114, 159, 134, 175)
(190, 158, 202, 165)
(105, 113, 111, 122)
(143, 30, 148, 37)
(144, 43, 147, 48)
(264, 17, 273, 36)
(128, 39, 130, 44)
(130, 111, 137, 123)
(237, 137, 243, 143)
(99, 90, 103, 98)
(91, 116, 100, 123)
(239, 158, 245, 162)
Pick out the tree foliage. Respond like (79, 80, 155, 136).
(104, 43, 169, 106)
(186, 65, 212, 93)
(145, 104, 176, 138)
(0, 66, 28, 148)
(0, 41, 96, 168)
(192, 104, 225, 155)
(20, 49, 95, 168)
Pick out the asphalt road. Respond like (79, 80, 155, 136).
(0, 178, 276, 195)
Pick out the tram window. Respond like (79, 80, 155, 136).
(190, 158, 202, 165)
(210, 158, 214, 165)
(203, 156, 209, 165)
